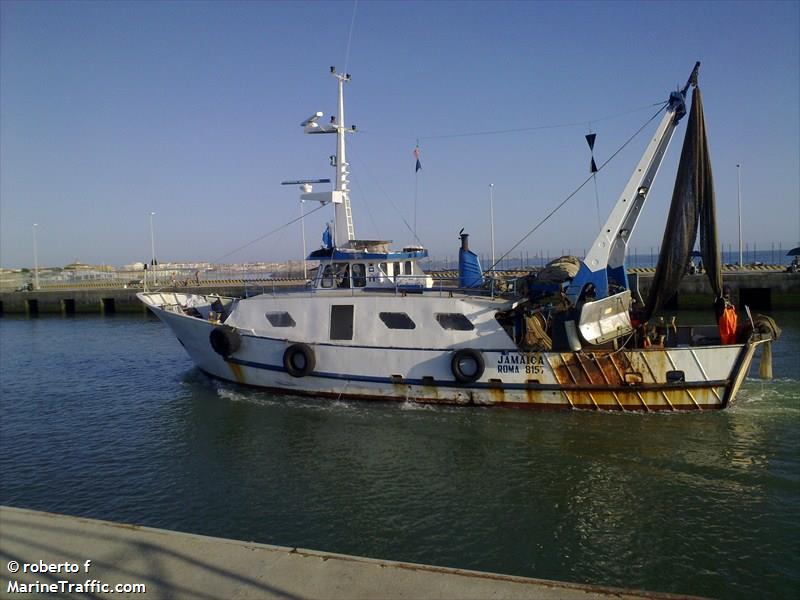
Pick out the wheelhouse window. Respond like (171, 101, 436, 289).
(335, 263, 350, 288)
(265, 311, 296, 327)
(321, 264, 334, 288)
(330, 305, 354, 340)
(379, 312, 416, 330)
(436, 313, 474, 331)
(352, 263, 366, 287)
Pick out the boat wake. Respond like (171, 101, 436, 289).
(399, 400, 438, 411)
(211, 382, 364, 413)
(733, 379, 799, 411)
(214, 385, 274, 405)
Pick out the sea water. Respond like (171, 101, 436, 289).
(1, 311, 798, 598)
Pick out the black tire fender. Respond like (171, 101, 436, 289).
(283, 343, 316, 377)
(209, 325, 241, 358)
(451, 348, 485, 384)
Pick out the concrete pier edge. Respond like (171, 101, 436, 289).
(0, 505, 706, 599)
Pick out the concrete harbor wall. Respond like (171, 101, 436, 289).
(0, 280, 306, 316)
(633, 268, 800, 310)
(0, 268, 797, 315)
(0, 506, 701, 599)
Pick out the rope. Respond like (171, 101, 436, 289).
(349, 149, 422, 245)
(414, 140, 420, 245)
(212, 202, 328, 263)
(592, 175, 602, 230)
(343, 0, 358, 74)
(588, 123, 601, 230)
(358, 101, 665, 142)
(485, 102, 669, 273)
(350, 171, 380, 237)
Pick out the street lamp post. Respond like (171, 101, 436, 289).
(149, 211, 156, 285)
(737, 164, 742, 269)
(300, 199, 307, 279)
(32, 223, 39, 290)
(489, 183, 495, 270)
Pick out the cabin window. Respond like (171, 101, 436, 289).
(265, 311, 296, 327)
(379, 262, 387, 276)
(404, 261, 412, 275)
(334, 263, 350, 288)
(379, 312, 416, 330)
(352, 263, 366, 287)
(330, 305, 354, 340)
(321, 264, 334, 288)
(436, 313, 474, 331)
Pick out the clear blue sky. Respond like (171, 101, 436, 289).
(2, 0, 798, 268)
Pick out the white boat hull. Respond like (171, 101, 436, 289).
(140, 292, 766, 411)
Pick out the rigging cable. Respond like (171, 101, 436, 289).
(485, 101, 669, 274)
(343, 0, 358, 74)
(587, 125, 602, 230)
(413, 141, 421, 245)
(353, 100, 666, 146)
(593, 175, 602, 230)
(418, 101, 665, 140)
(354, 101, 664, 142)
(349, 149, 423, 246)
(350, 167, 381, 238)
(212, 202, 328, 264)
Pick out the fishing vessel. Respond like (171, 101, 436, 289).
(139, 63, 778, 411)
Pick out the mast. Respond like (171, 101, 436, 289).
(333, 68, 355, 247)
(294, 68, 357, 249)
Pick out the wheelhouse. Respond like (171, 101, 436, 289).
(308, 242, 433, 290)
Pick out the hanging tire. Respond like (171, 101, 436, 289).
(210, 325, 241, 358)
(451, 348, 485, 384)
(283, 343, 316, 377)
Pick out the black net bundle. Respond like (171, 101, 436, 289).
(643, 86, 722, 321)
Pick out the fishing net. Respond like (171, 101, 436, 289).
(537, 256, 581, 284)
(643, 86, 722, 321)
(750, 314, 782, 379)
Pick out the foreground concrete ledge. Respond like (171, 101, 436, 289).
(0, 506, 702, 599)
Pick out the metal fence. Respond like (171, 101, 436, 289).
(423, 241, 798, 272)
(2, 241, 796, 292)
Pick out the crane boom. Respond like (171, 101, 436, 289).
(566, 62, 700, 303)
